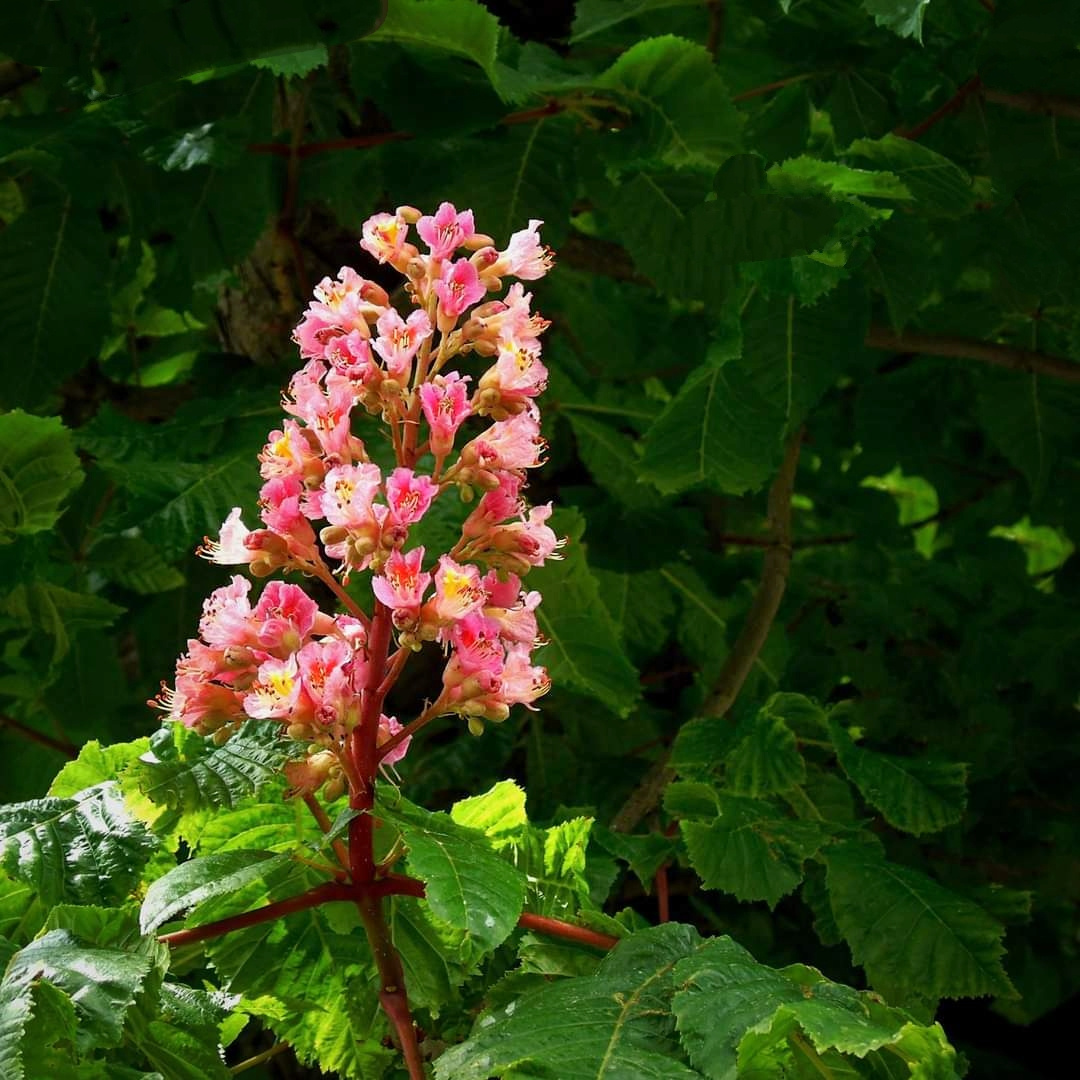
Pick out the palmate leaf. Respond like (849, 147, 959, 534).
(671, 936, 959, 1079)
(376, 789, 526, 952)
(824, 841, 1015, 1001)
(0, 200, 109, 409)
(434, 923, 705, 1080)
(828, 720, 967, 835)
(0, 411, 83, 544)
(0, 782, 157, 907)
(123, 720, 299, 819)
(529, 509, 641, 716)
(597, 36, 741, 167)
(724, 707, 806, 797)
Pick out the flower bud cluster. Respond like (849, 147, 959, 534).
(154, 204, 562, 790)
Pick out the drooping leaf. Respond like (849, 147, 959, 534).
(829, 720, 967, 835)
(824, 841, 1015, 1001)
(0, 783, 157, 907)
(845, 135, 975, 216)
(434, 923, 705, 1080)
(529, 509, 641, 716)
(989, 516, 1075, 575)
(140, 849, 287, 933)
(671, 934, 959, 1078)
(680, 793, 827, 908)
(0, 200, 109, 408)
(0, 412, 83, 544)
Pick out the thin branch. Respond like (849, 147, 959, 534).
(230, 1041, 291, 1075)
(866, 325, 1080, 384)
(731, 72, 816, 103)
(702, 428, 802, 717)
(612, 431, 804, 833)
(897, 76, 983, 140)
(705, 1, 725, 58)
(302, 793, 351, 877)
(157, 882, 354, 947)
(983, 87, 1080, 122)
(311, 563, 370, 626)
(0, 714, 78, 758)
(377, 646, 411, 699)
(376, 696, 446, 762)
(516, 913, 620, 950)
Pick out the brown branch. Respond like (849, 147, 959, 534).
(157, 882, 355, 947)
(705, 2, 725, 57)
(898, 76, 983, 140)
(731, 73, 815, 103)
(983, 87, 1080, 121)
(977, 0, 995, 12)
(0, 714, 78, 758)
(611, 431, 804, 833)
(865, 325, 1080, 383)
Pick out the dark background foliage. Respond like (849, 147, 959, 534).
(1, 1, 1079, 1077)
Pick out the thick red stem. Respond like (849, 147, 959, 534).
(517, 912, 620, 950)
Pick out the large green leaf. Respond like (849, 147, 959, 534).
(845, 135, 975, 216)
(597, 36, 741, 167)
(434, 923, 705, 1080)
(829, 720, 967, 835)
(140, 849, 286, 933)
(0, 412, 83, 544)
(3, 929, 154, 1049)
(376, 790, 527, 952)
(0, 782, 156, 907)
(0, 201, 109, 409)
(671, 935, 959, 1078)
(0, 583, 124, 668)
(679, 792, 827, 908)
(724, 707, 806, 798)
(638, 348, 787, 496)
(824, 841, 1015, 1001)
(0, 979, 35, 1080)
(0, 0, 385, 90)
(123, 721, 299, 819)
(529, 509, 641, 716)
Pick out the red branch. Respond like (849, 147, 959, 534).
(516, 912, 620, 950)
(0, 714, 78, 758)
(898, 76, 983, 140)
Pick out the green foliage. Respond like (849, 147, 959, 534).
(2, 0, 1079, 1075)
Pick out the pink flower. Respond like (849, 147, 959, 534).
(199, 508, 255, 565)
(259, 420, 325, 485)
(377, 714, 411, 767)
(199, 575, 256, 649)
(292, 267, 387, 359)
(372, 547, 430, 619)
(419, 372, 472, 459)
(306, 463, 383, 529)
(326, 331, 380, 385)
(486, 503, 564, 569)
(385, 468, 438, 526)
(372, 309, 432, 380)
(361, 212, 410, 265)
(260, 476, 320, 565)
(284, 364, 359, 461)
(450, 613, 505, 676)
(244, 654, 303, 719)
(154, 674, 245, 733)
(429, 555, 487, 623)
(459, 410, 545, 474)
(417, 202, 475, 260)
(497, 220, 553, 280)
(254, 581, 319, 654)
(499, 643, 550, 706)
(462, 474, 523, 539)
(296, 638, 355, 727)
(434, 259, 486, 323)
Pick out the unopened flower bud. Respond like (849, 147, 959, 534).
(396, 205, 422, 223)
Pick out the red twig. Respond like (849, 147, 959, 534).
(0, 714, 78, 759)
(898, 76, 983, 140)
(655, 864, 670, 924)
(516, 913, 620, 950)
(731, 73, 815, 103)
(157, 882, 355, 947)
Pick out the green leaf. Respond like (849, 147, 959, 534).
(680, 794, 826, 908)
(391, 895, 477, 1015)
(724, 708, 806, 797)
(529, 509, 641, 716)
(367, 0, 501, 92)
(449, 779, 528, 844)
(376, 790, 526, 951)
(48, 738, 153, 798)
(824, 841, 1015, 1001)
(1, 1, 384, 89)
(88, 536, 185, 595)
(0, 583, 124, 668)
(570, 0, 703, 43)
(597, 36, 741, 167)
(671, 934, 959, 1078)
(989, 516, 1075, 575)
(0, 412, 83, 544)
(564, 411, 658, 510)
(845, 135, 975, 216)
(140, 849, 286, 933)
(768, 156, 913, 201)
(862, 0, 932, 41)
(3, 929, 154, 1049)
(250, 45, 328, 78)
(0, 201, 109, 409)
(0, 980, 34, 1080)
(829, 720, 967, 835)
(638, 349, 787, 496)
(123, 720, 299, 818)
(861, 466, 939, 556)
(434, 923, 705, 1080)
(0, 782, 157, 907)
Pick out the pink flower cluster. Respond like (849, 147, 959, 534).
(155, 205, 561, 791)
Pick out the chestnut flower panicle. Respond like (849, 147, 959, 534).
(158, 204, 562, 802)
